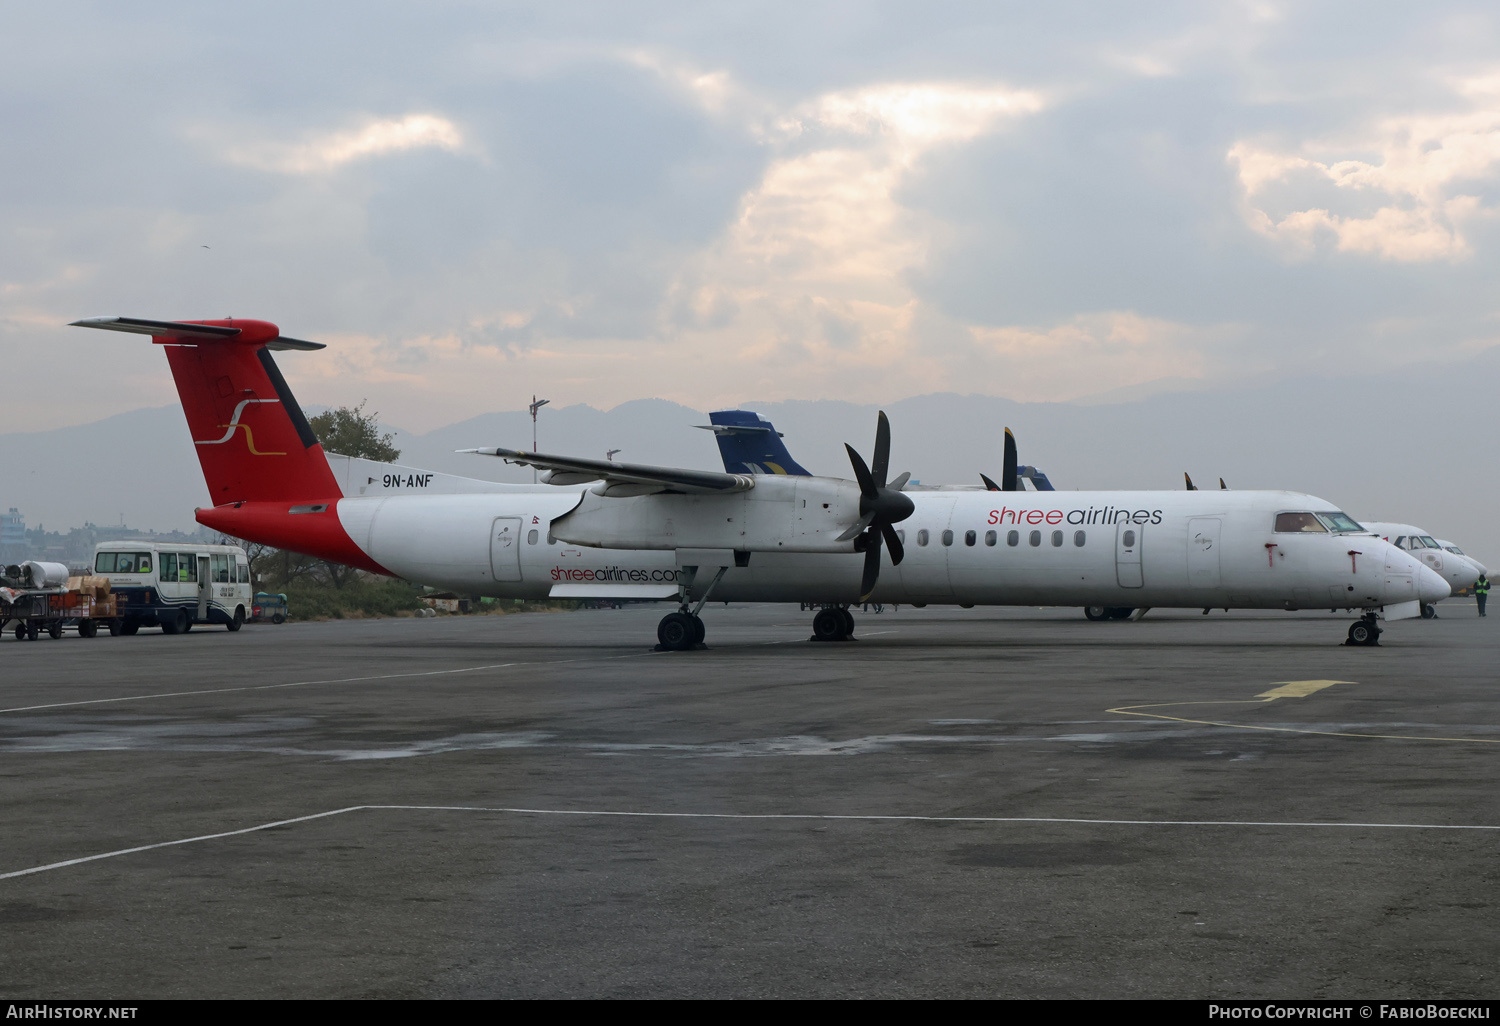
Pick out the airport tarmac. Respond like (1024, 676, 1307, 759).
(0, 603, 1496, 999)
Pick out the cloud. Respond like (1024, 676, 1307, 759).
(205, 114, 467, 174)
(652, 81, 1047, 398)
(1229, 74, 1500, 261)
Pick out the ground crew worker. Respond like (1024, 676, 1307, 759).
(1476, 574, 1489, 617)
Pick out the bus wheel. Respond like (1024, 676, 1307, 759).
(162, 610, 188, 635)
(120, 620, 139, 636)
(227, 607, 245, 632)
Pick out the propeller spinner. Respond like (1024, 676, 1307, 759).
(836, 411, 915, 601)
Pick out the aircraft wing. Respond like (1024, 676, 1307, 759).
(461, 447, 754, 495)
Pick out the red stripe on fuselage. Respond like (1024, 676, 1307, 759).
(196, 501, 391, 576)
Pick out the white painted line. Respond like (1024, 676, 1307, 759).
(0, 807, 364, 880)
(0, 648, 660, 716)
(5, 805, 1499, 882)
(0, 664, 520, 715)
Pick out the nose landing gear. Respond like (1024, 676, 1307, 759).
(1346, 613, 1382, 646)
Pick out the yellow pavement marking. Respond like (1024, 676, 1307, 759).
(1257, 680, 1354, 700)
(1107, 679, 1500, 745)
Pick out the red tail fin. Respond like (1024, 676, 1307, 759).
(72, 317, 341, 505)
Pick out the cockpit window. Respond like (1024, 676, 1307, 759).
(1420, 536, 1440, 549)
(1314, 512, 1363, 533)
(1445, 545, 1465, 555)
(1275, 512, 1327, 533)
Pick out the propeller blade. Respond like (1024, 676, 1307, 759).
(889, 471, 911, 491)
(859, 539, 882, 601)
(1219, 478, 1228, 490)
(1184, 472, 1197, 491)
(844, 443, 877, 499)
(881, 521, 905, 565)
(871, 411, 891, 488)
(836, 511, 876, 543)
(980, 473, 1001, 492)
(1002, 428, 1018, 491)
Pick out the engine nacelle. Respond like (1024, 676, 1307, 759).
(551, 476, 869, 552)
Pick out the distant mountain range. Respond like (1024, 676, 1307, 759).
(3, 349, 1495, 566)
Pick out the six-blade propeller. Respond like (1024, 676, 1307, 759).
(838, 411, 915, 601)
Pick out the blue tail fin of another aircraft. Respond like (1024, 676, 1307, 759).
(701, 410, 812, 476)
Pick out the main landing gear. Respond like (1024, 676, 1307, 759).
(654, 560, 730, 652)
(1084, 606, 1135, 621)
(811, 606, 856, 642)
(1345, 613, 1383, 647)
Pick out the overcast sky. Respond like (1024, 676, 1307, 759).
(4, 2, 1500, 432)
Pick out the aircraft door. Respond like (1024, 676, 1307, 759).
(490, 517, 523, 582)
(1186, 518, 1221, 588)
(197, 556, 211, 619)
(1116, 522, 1143, 588)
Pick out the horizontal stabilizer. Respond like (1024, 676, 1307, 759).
(70, 316, 325, 350)
(461, 446, 753, 495)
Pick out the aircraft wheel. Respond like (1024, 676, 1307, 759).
(1084, 606, 1110, 621)
(812, 608, 848, 641)
(840, 608, 856, 636)
(1347, 620, 1380, 646)
(1420, 603, 1437, 619)
(227, 606, 245, 632)
(1109, 607, 1134, 620)
(657, 612, 697, 651)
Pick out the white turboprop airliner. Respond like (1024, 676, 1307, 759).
(1357, 522, 1483, 613)
(70, 316, 1449, 649)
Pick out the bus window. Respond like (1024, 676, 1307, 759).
(97, 551, 152, 573)
(160, 552, 178, 582)
(237, 563, 250, 584)
(1274, 512, 1327, 533)
(211, 554, 229, 583)
(179, 555, 197, 582)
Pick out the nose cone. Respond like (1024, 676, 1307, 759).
(1445, 557, 1481, 592)
(1417, 564, 1452, 604)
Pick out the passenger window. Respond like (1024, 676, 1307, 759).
(1051, 530, 1063, 547)
(1074, 531, 1086, 547)
(211, 554, 229, 583)
(179, 555, 197, 582)
(985, 530, 997, 546)
(917, 529, 929, 547)
(964, 530, 976, 547)
(527, 530, 539, 545)
(1007, 530, 1019, 547)
(1275, 512, 1327, 533)
(941, 530, 954, 546)
(896, 529, 905, 544)
(160, 553, 177, 582)
(237, 564, 249, 584)
(1029, 530, 1041, 547)
(1123, 530, 1136, 547)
